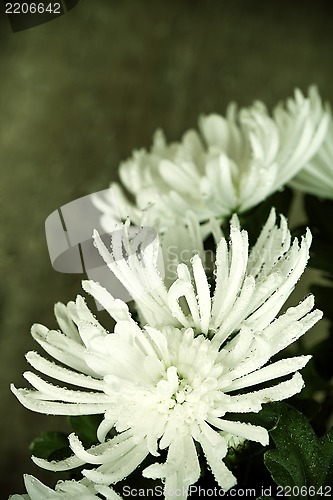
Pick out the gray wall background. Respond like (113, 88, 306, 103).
(1, 0, 332, 496)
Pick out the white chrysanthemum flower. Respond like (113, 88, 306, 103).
(93, 86, 330, 232)
(289, 117, 333, 199)
(10, 475, 122, 500)
(11, 212, 322, 498)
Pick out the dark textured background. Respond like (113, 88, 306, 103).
(1, 0, 333, 496)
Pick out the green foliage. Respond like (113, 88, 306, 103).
(30, 431, 70, 460)
(229, 401, 333, 497)
(29, 415, 103, 462)
(67, 414, 103, 448)
(247, 402, 333, 497)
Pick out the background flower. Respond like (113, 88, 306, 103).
(288, 117, 333, 199)
(93, 87, 330, 234)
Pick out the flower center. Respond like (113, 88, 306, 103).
(156, 366, 194, 413)
(155, 365, 216, 426)
(171, 376, 192, 404)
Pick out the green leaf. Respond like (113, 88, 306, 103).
(68, 414, 103, 447)
(229, 402, 333, 495)
(319, 426, 333, 480)
(263, 403, 333, 493)
(30, 431, 69, 460)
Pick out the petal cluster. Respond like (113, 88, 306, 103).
(10, 475, 122, 500)
(93, 87, 330, 233)
(92, 208, 318, 342)
(289, 117, 333, 199)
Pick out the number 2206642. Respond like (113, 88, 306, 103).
(5, 3, 61, 14)
(276, 485, 332, 497)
